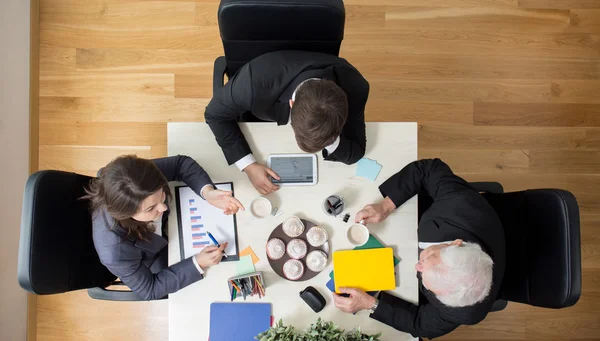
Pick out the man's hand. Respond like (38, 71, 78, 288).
(203, 187, 245, 215)
(355, 196, 396, 224)
(195, 242, 228, 268)
(333, 287, 377, 314)
(243, 162, 280, 195)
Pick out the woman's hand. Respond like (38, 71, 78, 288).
(203, 186, 245, 215)
(195, 242, 228, 268)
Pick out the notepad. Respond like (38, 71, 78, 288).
(209, 303, 271, 341)
(329, 234, 399, 280)
(333, 248, 396, 293)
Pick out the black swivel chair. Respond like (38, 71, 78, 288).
(469, 182, 582, 310)
(216, 0, 345, 78)
(17, 170, 150, 301)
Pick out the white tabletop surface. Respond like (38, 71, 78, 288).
(167, 122, 418, 341)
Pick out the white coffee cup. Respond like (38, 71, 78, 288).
(250, 197, 273, 219)
(346, 221, 369, 246)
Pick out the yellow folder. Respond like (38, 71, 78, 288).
(333, 248, 396, 293)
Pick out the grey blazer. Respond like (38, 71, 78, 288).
(92, 155, 215, 300)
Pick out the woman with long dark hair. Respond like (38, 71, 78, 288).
(84, 154, 244, 300)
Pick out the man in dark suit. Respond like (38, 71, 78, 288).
(205, 50, 369, 194)
(333, 159, 506, 339)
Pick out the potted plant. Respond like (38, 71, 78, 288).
(255, 319, 302, 341)
(256, 318, 382, 341)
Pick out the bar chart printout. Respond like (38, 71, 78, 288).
(176, 183, 239, 261)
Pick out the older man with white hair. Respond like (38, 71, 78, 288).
(333, 158, 505, 339)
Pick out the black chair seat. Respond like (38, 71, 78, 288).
(17, 170, 148, 301)
(482, 188, 581, 308)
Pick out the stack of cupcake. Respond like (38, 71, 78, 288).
(266, 216, 329, 281)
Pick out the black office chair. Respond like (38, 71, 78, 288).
(17, 170, 149, 301)
(470, 182, 582, 311)
(215, 0, 345, 78)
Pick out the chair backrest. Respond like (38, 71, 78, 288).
(218, 0, 345, 76)
(483, 189, 581, 308)
(18, 170, 116, 295)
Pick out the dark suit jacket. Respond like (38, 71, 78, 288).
(92, 155, 215, 300)
(370, 159, 506, 339)
(205, 50, 369, 165)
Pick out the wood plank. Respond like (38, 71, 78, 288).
(30, 0, 41, 176)
(581, 220, 600, 269)
(419, 149, 531, 173)
(525, 300, 600, 340)
(38, 145, 160, 176)
(462, 174, 600, 215)
(343, 30, 600, 58)
(39, 122, 166, 146)
(571, 10, 600, 33)
(345, 5, 386, 28)
(439, 303, 527, 340)
(194, 2, 219, 26)
(370, 79, 600, 103)
(39, 72, 174, 98)
(75, 48, 214, 73)
(40, 23, 220, 49)
(40, 1, 197, 27)
(585, 129, 600, 149)
(365, 101, 473, 124)
(385, 7, 573, 34)
(40, 97, 207, 122)
(36, 291, 167, 341)
(474, 103, 600, 126)
(345, 0, 518, 6)
(519, 0, 600, 9)
(529, 150, 600, 174)
(419, 124, 595, 150)
(174, 73, 212, 98)
(348, 54, 599, 79)
(40, 48, 75, 72)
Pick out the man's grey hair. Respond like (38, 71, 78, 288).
(424, 243, 494, 308)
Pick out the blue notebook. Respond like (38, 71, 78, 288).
(209, 303, 271, 341)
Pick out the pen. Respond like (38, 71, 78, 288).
(206, 231, 228, 258)
(326, 199, 334, 214)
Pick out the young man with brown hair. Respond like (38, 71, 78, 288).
(205, 50, 369, 195)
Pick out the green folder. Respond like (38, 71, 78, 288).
(329, 234, 400, 280)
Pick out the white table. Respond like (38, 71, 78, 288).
(167, 122, 418, 341)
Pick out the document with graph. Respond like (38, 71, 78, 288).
(175, 183, 239, 261)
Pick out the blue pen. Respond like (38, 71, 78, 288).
(206, 231, 228, 258)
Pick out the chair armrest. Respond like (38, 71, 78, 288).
(87, 286, 167, 301)
(469, 182, 504, 194)
(490, 299, 508, 312)
(213, 56, 227, 92)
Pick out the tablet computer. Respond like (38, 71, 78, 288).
(267, 153, 318, 186)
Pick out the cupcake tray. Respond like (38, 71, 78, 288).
(266, 218, 330, 282)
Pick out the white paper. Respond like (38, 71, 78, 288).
(177, 184, 238, 259)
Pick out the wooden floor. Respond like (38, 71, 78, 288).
(36, 0, 600, 340)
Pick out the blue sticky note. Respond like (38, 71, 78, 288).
(326, 278, 335, 292)
(356, 158, 383, 181)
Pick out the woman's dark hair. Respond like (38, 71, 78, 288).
(83, 155, 171, 240)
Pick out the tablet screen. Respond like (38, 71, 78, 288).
(270, 156, 314, 184)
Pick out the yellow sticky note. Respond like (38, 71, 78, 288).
(333, 248, 396, 293)
(240, 246, 260, 264)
